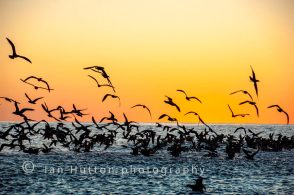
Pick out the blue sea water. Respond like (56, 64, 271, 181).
(0, 123, 294, 194)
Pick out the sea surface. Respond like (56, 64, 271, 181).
(0, 123, 294, 194)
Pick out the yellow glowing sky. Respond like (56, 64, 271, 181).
(0, 0, 293, 124)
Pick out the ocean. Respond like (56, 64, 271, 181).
(0, 122, 294, 194)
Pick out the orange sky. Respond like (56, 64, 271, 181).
(0, 0, 293, 124)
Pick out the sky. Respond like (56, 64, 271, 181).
(0, 0, 293, 124)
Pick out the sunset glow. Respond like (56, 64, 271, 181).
(0, 0, 293, 124)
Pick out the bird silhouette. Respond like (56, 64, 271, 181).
(100, 111, 118, 123)
(230, 90, 253, 101)
(84, 66, 114, 87)
(239, 100, 259, 117)
(267, 105, 289, 125)
(6, 37, 32, 63)
(249, 65, 259, 97)
(131, 104, 152, 119)
(176, 89, 202, 103)
(227, 104, 249, 118)
(88, 75, 115, 92)
(158, 114, 178, 123)
(20, 76, 53, 92)
(164, 96, 180, 112)
(25, 93, 43, 104)
(102, 94, 121, 106)
(12, 102, 34, 118)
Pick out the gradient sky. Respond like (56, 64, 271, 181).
(0, 0, 293, 124)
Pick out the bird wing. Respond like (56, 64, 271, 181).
(245, 91, 253, 101)
(145, 107, 152, 119)
(18, 55, 32, 63)
(189, 96, 202, 103)
(175, 104, 181, 112)
(33, 97, 44, 102)
(131, 104, 142, 108)
(40, 80, 51, 91)
(239, 101, 250, 105)
(83, 66, 93, 70)
(23, 76, 38, 82)
(227, 104, 234, 117)
(267, 105, 279, 109)
(184, 111, 198, 116)
(282, 111, 289, 125)
(253, 104, 259, 117)
(158, 114, 168, 120)
(25, 93, 31, 101)
(254, 82, 258, 97)
(176, 89, 187, 97)
(88, 75, 99, 86)
(102, 94, 111, 102)
(6, 38, 16, 55)
(230, 90, 242, 95)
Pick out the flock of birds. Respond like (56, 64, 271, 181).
(1, 37, 293, 193)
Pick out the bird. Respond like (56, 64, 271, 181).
(12, 102, 34, 118)
(6, 37, 32, 63)
(239, 101, 259, 117)
(84, 66, 114, 87)
(88, 75, 115, 92)
(187, 176, 206, 193)
(230, 90, 253, 101)
(249, 65, 259, 97)
(131, 104, 152, 119)
(227, 104, 250, 118)
(242, 148, 259, 160)
(267, 105, 289, 125)
(164, 96, 180, 112)
(100, 111, 118, 123)
(102, 94, 121, 106)
(24, 93, 43, 104)
(20, 76, 53, 92)
(158, 114, 178, 123)
(176, 89, 202, 103)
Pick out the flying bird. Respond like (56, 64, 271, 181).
(176, 89, 202, 103)
(12, 102, 34, 118)
(227, 104, 249, 118)
(84, 66, 114, 87)
(230, 90, 253, 101)
(88, 75, 115, 92)
(267, 105, 289, 125)
(102, 94, 121, 106)
(158, 114, 178, 122)
(25, 93, 43, 104)
(131, 104, 152, 119)
(239, 100, 259, 117)
(164, 96, 180, 112)
(6, 37, 32, 63)
(20, 76, 53, 92)
(249, 65, 259, 97)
